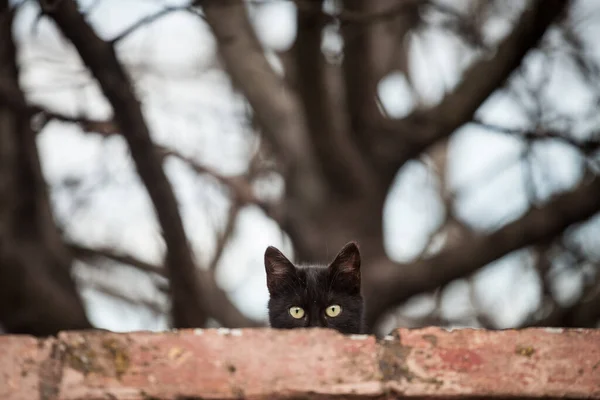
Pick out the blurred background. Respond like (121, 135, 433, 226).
(1, 0, 599, 337)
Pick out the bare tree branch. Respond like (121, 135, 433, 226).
(0, 80, 105, 129)
(342, 0, 420, 160)
(82, 279, 165, 315)
(467, 275, 498, 329)
(294, 0, 374, 195)
(0, 76, 121, 134)
(0, 89, 282, 227)
(365, 169, 600, 327)
(156, 145, 271, 211)
(40, 0, 210, 328)
(67, 242, 166, 277)
(416, 139, 474, 260)
(110, 5, 199, 45)
(529, 276, 600, 328)
(472, 119, 600, 155)
(336, 0, 420, 25)
(69, 241, 262, 328)
(207, 201, 240, 272)
(199, 0, 327, 208)
(0, 0, 92, 335)
(377, 0, 570, 180)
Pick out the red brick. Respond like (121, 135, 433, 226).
(56, 328, 379, 399)
(0, 335, 56, 400)
(384, 327, 600, 398)
(1, 327, 599, 399)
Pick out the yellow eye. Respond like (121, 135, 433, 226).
(325, 304, 342, 317)
(289, 306, 305, 319)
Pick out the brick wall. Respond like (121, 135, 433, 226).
(1, 327, 599, 399)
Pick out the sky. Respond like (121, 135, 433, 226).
(10, 0, 600, 331)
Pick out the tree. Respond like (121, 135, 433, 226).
(1, 0, 599, 336)
(0, 0, 91, 335)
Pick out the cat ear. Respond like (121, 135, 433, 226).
(328, 241, 361, 294)
(264, 246, 296, 295)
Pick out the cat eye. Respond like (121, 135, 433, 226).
(325, 304, 342, 317)
(289, 306, 305, 319)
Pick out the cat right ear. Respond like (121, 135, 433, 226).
(328, 241, 361, 294)
(264, 246, 296, 295)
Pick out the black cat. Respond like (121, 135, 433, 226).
(264, 241, 364, 334)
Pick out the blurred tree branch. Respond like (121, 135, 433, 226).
(67, 242, 166, 277)
(342, 0, 421, 162)
(377, 0, 570, 181)
(39, 0, 217, 328)
(67, 241, 261, 327)
(0, 0, 91, 335)
(200, 0, 327, 209)
(294, 0, 375, 196)
(0, 90, 281, 225)
(156, 145, 276, 215)
(81, 279, 165, 315)
(365, 169, 600, 326)
(472, 119, 600, 155)
(529, 276, 600, 328)
(207, 201, 240, 272)
(110, 4, 201, 45)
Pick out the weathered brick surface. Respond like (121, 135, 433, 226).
(0, 335, 56, 400)
(383, 327, 600, 398)
(57, 328, 379, 399)
(0, 327, 599, 399)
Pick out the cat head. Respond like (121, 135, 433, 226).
(264, 241, 364, 334)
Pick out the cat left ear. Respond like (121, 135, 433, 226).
(264, 246, 296, 296)
(328, 241, 361, 294)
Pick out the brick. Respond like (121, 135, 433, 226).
(0, 335, 57, 400)
(383, 327, 600, 398)
(0, 327, 599, 399)
(56, 328, 379, 399)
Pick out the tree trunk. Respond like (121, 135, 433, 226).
(0, 1, 91, 335)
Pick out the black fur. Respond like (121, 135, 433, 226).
(264, 242, 364, 334)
